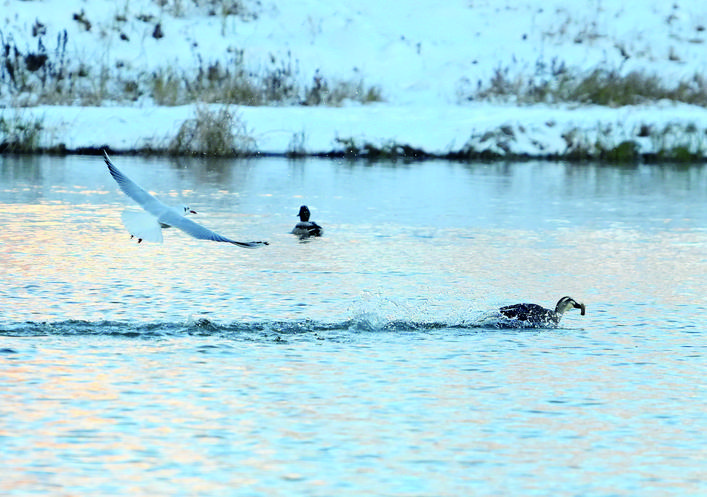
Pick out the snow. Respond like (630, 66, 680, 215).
(2, 0, 707, 157)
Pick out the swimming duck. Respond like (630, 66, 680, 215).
(291, 205, 323, 238)
(499, 296, 586, 326)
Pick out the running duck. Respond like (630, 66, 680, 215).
(499, 296, 586, 326)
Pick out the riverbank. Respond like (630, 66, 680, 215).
(2, 0, 707, 161)
(3, 101, 707, 162)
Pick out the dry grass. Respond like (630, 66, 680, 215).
(0, 30, 382, 108)
(168, 104, 255, 156)
(0, 110, 43, 152)
(463, 66, 707, 107)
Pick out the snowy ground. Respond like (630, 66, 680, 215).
(2, 0, 707, 158)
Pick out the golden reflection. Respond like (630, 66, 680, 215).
(2, 323, 704, 495)
(2, 159, 705, 496)
(2, 195, 706, 325)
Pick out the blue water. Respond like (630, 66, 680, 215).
(1, 155, 705, 496)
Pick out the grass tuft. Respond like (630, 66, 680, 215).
(0, 29, 382, 108)
(286, 130, 307, 158)
(168, 104, 255, 156)
(333, 137, 428, 161)
(602, 140, 640, 162)
(463, 66, 707, 107)
(0, 111, 43, 153)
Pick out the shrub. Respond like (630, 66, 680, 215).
(305, 78, 383, 106)
(168, 104, 255, 156)
(286, 130, 307, 158)
(463, 65, 707, 107)
(0, 27, 383, 108)
(155, 0, 257, 20)
(0, 111, 43, 152)
(602, 140, 640, 162)
(565, 70, 707, 107)
(332, 137, 428, 160)
(152, 69, 182, 106)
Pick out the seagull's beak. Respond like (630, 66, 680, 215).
(190, 210, 197, 214)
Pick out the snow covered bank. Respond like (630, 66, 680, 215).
(4, 0, 707, 106)
(5, 101, 705, 160)
(2, 0, 707, 159)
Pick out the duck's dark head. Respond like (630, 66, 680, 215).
(555, 296, 586, 316)
(297, 205, 311, 222)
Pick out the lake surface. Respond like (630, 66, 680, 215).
(1, 155, 705, 496)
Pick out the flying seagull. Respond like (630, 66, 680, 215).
(104, 151, 268, 248)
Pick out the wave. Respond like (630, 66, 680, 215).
(0, 313, 561, 339)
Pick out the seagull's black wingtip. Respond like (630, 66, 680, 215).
(231, 240, 269, 248)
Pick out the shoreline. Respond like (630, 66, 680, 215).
(3, 102, 707, 163)
(5, 143, 707, 165)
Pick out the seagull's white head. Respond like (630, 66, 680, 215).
(183, 205, 197, 215)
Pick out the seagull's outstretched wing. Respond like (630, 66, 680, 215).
(104, 150, 268, 248)
(158, 210, 268, 248)
(104, 151, 168, 218)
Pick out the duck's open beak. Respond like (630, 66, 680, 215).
(576, 303, 586, 315)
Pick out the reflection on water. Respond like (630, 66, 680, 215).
(0, 155, 705, 496)
(1, 156, 705, 324)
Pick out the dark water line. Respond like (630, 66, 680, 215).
(0, 315, 574, 339)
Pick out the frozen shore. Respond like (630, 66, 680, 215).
(5, 101, 707, 161)
(2, 0, 707, 160)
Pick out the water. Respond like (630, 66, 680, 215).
(1, 155, 705, 496)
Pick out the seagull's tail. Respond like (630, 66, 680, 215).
(121, 210, 164, 243)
